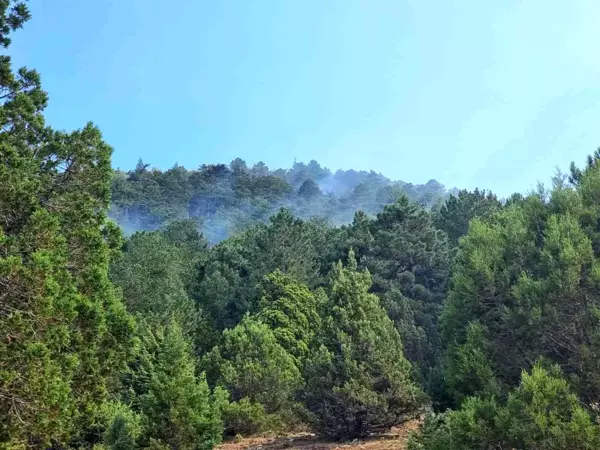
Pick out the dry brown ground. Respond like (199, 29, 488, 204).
(216, 420, 420, 450)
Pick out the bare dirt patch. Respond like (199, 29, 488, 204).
(216, 420, 420, 450)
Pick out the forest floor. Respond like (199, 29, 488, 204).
(216, 420, 420, 450)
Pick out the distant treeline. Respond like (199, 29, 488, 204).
(110, 158, 453, 242)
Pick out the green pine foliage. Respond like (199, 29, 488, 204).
(433, 188, 501, 247)
(301, 252, 424, 439)
(110, 160, 451, 243)
(102, 402, 142, 450)
(138, 322, 225, 450)
(256, 270, 323, 365)
(220, 398, 270, 437)
(409, 155, 600, 448)
(0, 3, 135, 446)
(441, 162, 600, 407)
(110, 228, 205, 339)
(298, 178, 322, 199)
(326, 197, 451, 395)
(408, 364, 600, 450)
(202, 316, 302, 435)
(194, 210, 327, 332)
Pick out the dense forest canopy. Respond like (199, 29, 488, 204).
(3, 2, 600, 450)
(110, 158, 453, 242)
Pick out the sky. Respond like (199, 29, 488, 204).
(9, 0, 600, 196)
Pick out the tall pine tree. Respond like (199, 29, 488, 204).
(0, 2, 134, 446)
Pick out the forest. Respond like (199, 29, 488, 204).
(109, 157, 450, 243)
(3, 2, 600, 449)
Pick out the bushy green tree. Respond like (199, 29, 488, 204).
(441, 161, 600, 406)
(101, 402, 142, 450)
(408, 364, 600, 450)
(203, 316, 301, 435)
(329, 198, 450, 392)
(159, 219, 208, 290)
(298, 178, 322, 199)
(433, 188, 501, 247)
(194, 231, 260, 331)
(139, 322, 225, 450)
(443, 321, 499, 407)
(254, 209, 326, 287)
(256, 270, 323, 365)
(195, 210, 327, 332)
(367, 197, 450, 300)
(0, 3, 135, 445)
(110, 230, 204, 338)
(110, 155, 450, 245)
(301, 252, 424, 439)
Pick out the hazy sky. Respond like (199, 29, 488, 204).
(10, 0, 600, 196)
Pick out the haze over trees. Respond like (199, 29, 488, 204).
(3, 2, 600, 449)
(110, 158, 451, 243)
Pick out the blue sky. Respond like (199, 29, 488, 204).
(10, 0, 600, 196)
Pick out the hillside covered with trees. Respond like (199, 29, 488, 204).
(110, 158, 451, 243)
(3, 3, 600, 450)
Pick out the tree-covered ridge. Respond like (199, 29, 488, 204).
(110, 158, 452, 242)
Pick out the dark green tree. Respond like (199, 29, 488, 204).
(569, 147, 600, 186)
(110, 156, 449, 244)
(139, 322, 225, 450)
(194, 231, 260, 331)
(102, 403, 141, 450)
(204, 317, 301, 412)
(159, 219, 207, 288)
(301, 252, 424, 439)
(254, 209, 326, 287)
(433, 188, 501, 247)
(330, 198, 450, 391)
(298, 178, 322, 199)
(195, 209, 327, 332)
(110, 230, 204, 339)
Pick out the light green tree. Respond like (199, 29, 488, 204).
(409, 364, 600, 450)
(110, 230, 204, 338)
(441, 161, 600, 406)
(203, 316, 302, 435)
(256, 270, 323, 365)
(0, 2, 135, 446)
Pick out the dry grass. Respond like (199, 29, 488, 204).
(216, 420, 420, 450)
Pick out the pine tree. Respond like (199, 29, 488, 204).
(139, 322, 225, 450)
(102, 403, 142, 450)
(110, 230, 204, 339)
(441, 154, 600, 406)
(301, 251, 424, 439)
(298, 179, 322, 199)
(204, 316, 301, 414)
(408, 364, 600, 450)
(256, 270, 323, 365)
(0, 3, 135, 445)
(195, 209, 327, 332)
(433, 188, 501, 247)
(331, 198, 450, 392)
